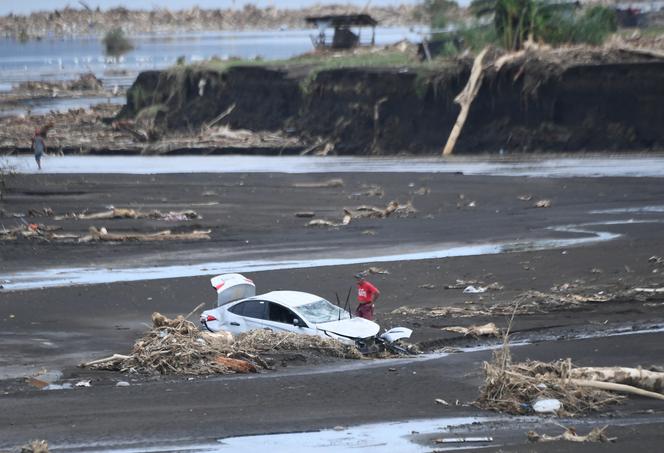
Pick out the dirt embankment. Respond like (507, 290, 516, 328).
(119, 50, 664, 154)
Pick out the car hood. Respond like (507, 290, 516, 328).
(315, 317, 380, 339)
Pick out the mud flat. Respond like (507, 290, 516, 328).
(1, 166, 664, 450)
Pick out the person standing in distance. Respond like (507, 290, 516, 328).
(354, 273, 380, 320)
(31, 128, 46, 170)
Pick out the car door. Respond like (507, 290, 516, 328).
(226, 299, 267, 334)
(259, 301, 318, 336)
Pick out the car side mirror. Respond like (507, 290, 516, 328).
(293, 318, 301, 327)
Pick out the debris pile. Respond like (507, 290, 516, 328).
(234, 330, 363, 360)
(19, 441, 50, 453)
(478, 348, 623, 416)
(17, 73, 104, 93)
(83, 312, 361, 375)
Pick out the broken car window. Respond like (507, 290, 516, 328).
(297, 299, 350, 324)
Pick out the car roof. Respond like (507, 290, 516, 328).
(257, 290, 322, 308)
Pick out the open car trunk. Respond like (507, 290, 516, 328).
(211, 273, 256, 307)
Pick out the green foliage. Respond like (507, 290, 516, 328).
(469, 0, 617, 49)
(102, 28, 134, 57)
(424, 0, 459, 29)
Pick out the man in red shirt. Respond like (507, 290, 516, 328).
(355, 273, 380, 320)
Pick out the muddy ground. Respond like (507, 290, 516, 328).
(1, 168, 664, 451)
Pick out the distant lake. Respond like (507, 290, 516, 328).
(0, 27, 426, 92)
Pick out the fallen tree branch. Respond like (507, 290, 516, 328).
(570, 379, 664, 401)
(442, 47, 489, 156)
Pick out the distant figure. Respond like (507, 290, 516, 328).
(31, 128, 46, 170)
(355, 273, 380, 320)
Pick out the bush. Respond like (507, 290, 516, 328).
(102, 28, 133, 57)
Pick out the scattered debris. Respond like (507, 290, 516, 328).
(361, 267, 390, 276)
(20, 440, 50, 453)
(527, 426, 615, 443)
(442, 322, 500, 338)
(419, 283, 436, 289)
(344, 201, 417, 220)
(53, 208, 201, 221)
(463, 285, 486, 294)
(75, 380, 91, 388)
(535, 199, 552, 208)
(306, 200, 414, 228)
(517, 194, 533, 201)
(434, 398, 449, 405)
(351, 184, 384, 198)
(444, 279, 503, 291)
(293, 178, 344, 188)
(413, 187, 430, 196)
(0, 223, 211, 242)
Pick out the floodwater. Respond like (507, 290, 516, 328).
(0, 95, 125, 118)
(0, 27, 423, 90)
(0, 220, 629, 291)
(5, 154, 664, 177)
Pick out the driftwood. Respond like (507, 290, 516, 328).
(79, 227, 211, 242)
(442, 322, 500, 338)
(570, 367, 664, 393)
(293, 178, 344, 188)
(528, 426, 615, 443)
(54, 208, 200, 221)
(442, 47, 489, 156)
(571, 379, 664, 401)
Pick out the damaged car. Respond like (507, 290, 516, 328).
(200, 273, 412, 353)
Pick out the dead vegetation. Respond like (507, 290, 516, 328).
(83, 312, 361, 375)
(478, 352, 624, 415)
(53, 207, 200, 221)
(306, 200, 416, 228)
(19, 441, 50, 453)
(392, 288, 643, 319)
(528, 426, 616, 443)
(0, 224, 211, 242)
(0, 103, 304, 155)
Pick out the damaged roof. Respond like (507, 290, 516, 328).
(305, 14, 378, 27)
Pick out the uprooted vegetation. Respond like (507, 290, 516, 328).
(478, 335, 664, 416)
(392, 287, 663, 319)
(478, 346, 624, 416)
(83, 312, 362, 376)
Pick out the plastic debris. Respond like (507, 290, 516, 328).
(463, 285, 486, 293)
(532, 398, 562, 413)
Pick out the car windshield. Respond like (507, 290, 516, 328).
(297, 299, 350, 324)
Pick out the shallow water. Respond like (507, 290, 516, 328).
(0, 95, 124, 117)
(0, 27, 422, 90)
(5, 154, 664, 177)
(0, 221, 625, 291)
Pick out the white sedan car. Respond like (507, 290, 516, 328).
(200, 273, 411, 347)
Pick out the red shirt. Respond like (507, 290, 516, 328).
(357, 280, 379, 303)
